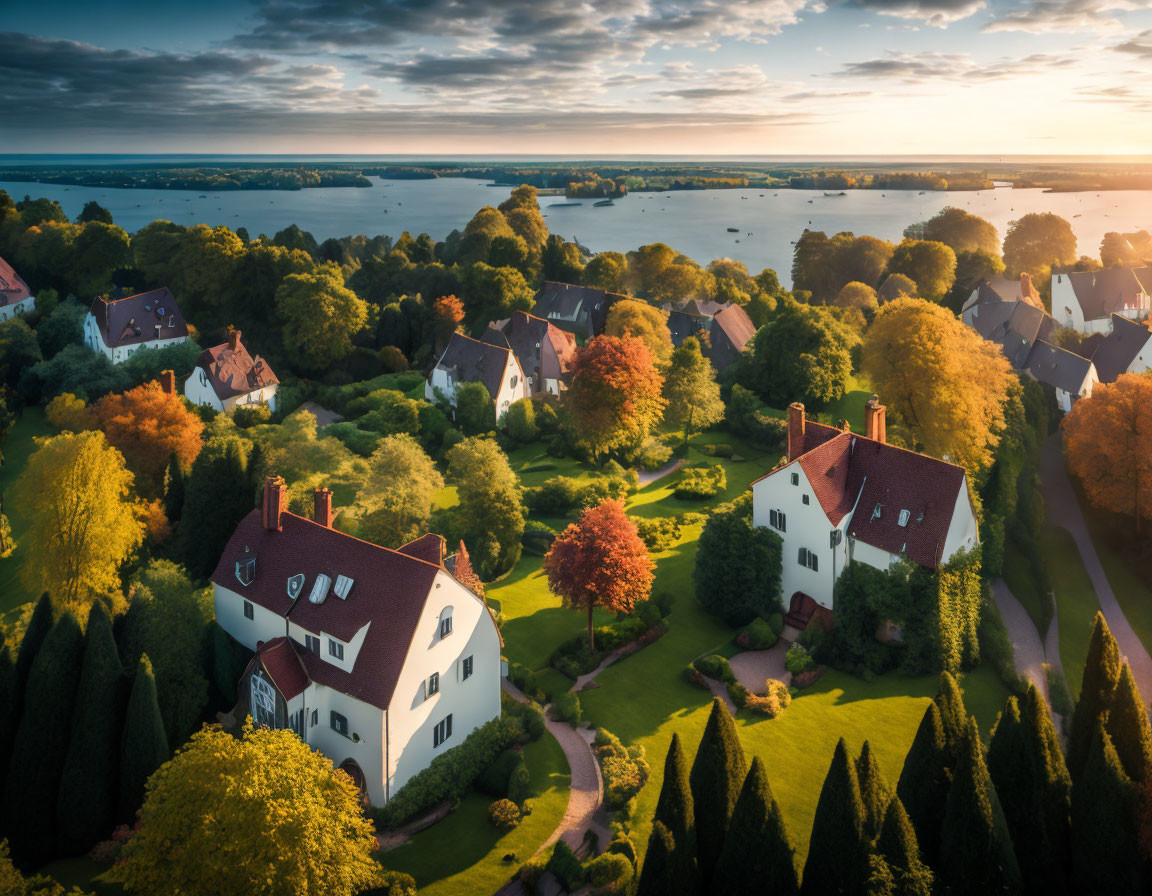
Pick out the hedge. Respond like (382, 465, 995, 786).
(674, 464, 727, 499)
(553, 691, 582, 726)
(547, 841, 585, 892)
(693, 654, 736, 684)
(594, 730, 650, 810)
(736, 617, 778, 650)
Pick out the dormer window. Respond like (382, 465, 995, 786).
(235, 550, 256, 586)
(334, 575, 354, 600)
(287, 574, 305, 600)
(871, 504, 883, 521)
(309, 574, 332, 605)
(898, 509, 911, 527)
(328, 638, 344, 661)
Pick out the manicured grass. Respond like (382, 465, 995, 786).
(0, 407, 50, 626)
(1001, 540, 1048, 637)
(1042, 527, 1099, 698)
(1079, 505, 1152, 668)
(819, 373, 874, 434)
(383, 728, 570, 895)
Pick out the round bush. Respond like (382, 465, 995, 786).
(488, 799, 521, 830)
(586, 852, 633, 888)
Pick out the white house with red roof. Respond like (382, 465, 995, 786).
(184, 329, 279, 413)
(1051, 267, 1152, 334)
(0, 255, 34, 323)
(211, 477, 502, 807)
(84, 288, 189, 363)
(751, 398, 978, 626)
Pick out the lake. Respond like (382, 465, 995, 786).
(3, 176, 1147, 287)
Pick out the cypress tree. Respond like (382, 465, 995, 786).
(856, 740, 892, 842)
(1105, 662, 1152, 786)
(0, 646, 13, 785)
(934, 671, 967, 763)
(713, 758, 799, 896)
(1068, 612, 1121, 781)
(0, 611, 84, 865)
(652, 733, 697, 891)
(689, 698, 747, 889)
(801, 738, 869, 896)
(163, 453, 186, 524)
(636, 821, 679, 896)
(178, 438, 251, 579)
(896, 702, 951, 866)
(1, 593, 56, 770)
(875, 797, 933, 896)
(57, 604, 128, 851)
(938, 718, 1021, 896)
(118, 654, 170, 823)
(1071, 722, 1139, 894)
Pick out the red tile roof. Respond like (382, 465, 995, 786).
(196, 335, 279, 401)
(398, 533, 446, 565)
(256, 637, 311, 700)
(0, 256, 31, 308)
(797, 434, 856, 525)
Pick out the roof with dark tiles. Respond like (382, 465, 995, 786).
(195, 333, 278, 401)
(433, 332, 514, 401)
(0, 256, 31, 308)
(88, 288, 188, 348)
(256, 637, 311, 700)
(1026, 340, 1096, 395)
(1091, 313, 1152, 383)
(1064, 267, 1152, 322)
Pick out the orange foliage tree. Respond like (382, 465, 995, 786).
(432, 295, 465, 347)
(543, 499, 654, 650)
(566, 334, 666, 461)
(1063, 373, 1152, 533)
(90, 381, 205, 498)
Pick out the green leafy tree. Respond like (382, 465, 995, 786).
(874, 797, 934, 896)
(118, 655, 169, 824)
(540, 235, 585, 284)
(1, 611, 85, 865)
(353, 434, 443, 548)
(896, 702, 951, 866)
(802, 738, 870, 896)
(694, 495, 783, 626)
(276, 266, 368, 368)
(77, 201, 113, 225)
(690, 698, 748, 889)
(1068, 612, 1121, 780)
(664, 336, 724, 443)
(163, 454, 186, 524)
(857, 741, 892, 842)
(885, 239, 957, 304)
(1003, 213, 1077, 282)
(1106, 662, 1152, 785)
(444, 437, 524, 579)
(1071, 723, 1140, 894)
(748, 298, 856, 408)
(178, 437, 251, 579)
(651, 733, 697, 890)
(462, 262, 534, 326)
(911, 207, 1000, 257)
(583, 251, 628, 292)
(714, 757, 799, 895)
(0, 317, 42, 389)
(505, 398, 538, 444)
(1, 593, 55, 772)
(604, 299, 673, 364)
(57, 604, 126, 850)
(454, 381, 496, 435)
(934, 670, 968, 761)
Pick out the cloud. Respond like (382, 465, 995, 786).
(834, 49, 1071, 80)
(830, 0, 986, 26)
(983, 0, 1141, 33)
(1115, 28, 1152, 58)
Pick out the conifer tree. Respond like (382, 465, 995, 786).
(934, 670, 968, 762)
(689, 698, 747, 889)
(57, 604, 128, 850)
(857, 740, 892, 842)
(1068, 612, 1121, 780)
(0, 611, 84, 864)
(875, 797, 933, 896)
(163, 453, 186, 524)
(938, 718, 1021, 895)
(2, 593, 56, 768)
(178, 438, 251, 579)
(802, 738, 869, 896)
(713, 758, 799, 895)
(652, 733, 697, 890)
(0, 646, 13, 788)
(636, 821, 679, 896)
(1019, 683, 1071, 892)
(1071, 722, 1140, 894)
(119, 655, 170, 823)
(896, 702, 951, 866)
(1106, 662, 1152, 786)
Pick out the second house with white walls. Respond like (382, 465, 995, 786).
(211, 477, 502, 807)
(425, 331, 529, 426)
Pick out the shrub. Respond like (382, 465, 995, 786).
(637, 601, 663, 630)
(785, 643, 816, 676)
(506, 398, 539, 444)
(594, 730, 650, 810)
(488, 799, 521, 830)
(980, 592, 1026, 695)
(693, 654, 735, 683)
(768, 612, 784, 635)
(379, 345, 409, 372)
(1045, 662, 1075, 718)
(504, 697, 547, 744)
(586, 852, 634, 890)
(232, 402, 272, 428)
(694, 495, 784, 626)
(581, 474, 632, 507)
(519, 860, 547, 896)
(508, 760, 532, 807)
(477, 748, 524, 797)
(323, 422, 381, 457)
(736, 617, 778, 650)
(546, 841, 585, 892)
(507, 663, 546, 704)
(727, 681, 750, 707)
(744, 679, 792, 718)
(535, 401, 560, 434)
(634, 516, 681, 552)
(701, 443, 734, 458)
(637, 441, 673, 471)
(45, 392, 89, 431)
(652, 590, 674, 618)
(674, 464, 727, 499)
(553, 691, 582, 727)
(605, 835, 638, 868)
(525, 476, 585, 514)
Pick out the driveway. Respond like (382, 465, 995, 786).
(991, 578, 1047, 699)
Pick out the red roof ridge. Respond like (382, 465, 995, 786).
(280, 511, 448, 575)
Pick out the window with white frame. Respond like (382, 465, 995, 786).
(328, 639, 344, 661)
(305, 634, 320, 655)
(462, 656, 474, 680)
(798, 548, 819, 571)
(433, 714, 453, 747)
(769, 509, 787, 532)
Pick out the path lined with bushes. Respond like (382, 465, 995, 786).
(991, 578, 1048, 698)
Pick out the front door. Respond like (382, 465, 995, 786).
(251, 674, 278, 729)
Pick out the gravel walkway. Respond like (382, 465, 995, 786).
(729, 642, 792, 693)
(1040, 434, 1152, 704)
(636, 458, 685, 487)
(991, 578, 1048, 700)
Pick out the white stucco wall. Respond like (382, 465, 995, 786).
(1051, 276, 1085, 332)
(185, 368, 279, 414)
(940, 479, 979, 563)
(214, 583, 287, 650)
(0, 296, 33, 323)
(300, 683, 388, 805)
(1125, 336, 1152, 375)
(493, 354, 529, 423)
(83, 312, 188, 364)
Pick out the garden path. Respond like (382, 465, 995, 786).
(991, 578, 1048, 700)
(729, 642, 792, 694)
(1039, 434, 1152, 704)
(636, 458, 685, 487)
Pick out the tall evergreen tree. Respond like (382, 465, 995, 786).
(1071, 722, 1140, 894)
(1019, 683, 1071, 894)
(857, 740, 892, 842)
(57, 604, 128, 851)
(0, 646, 13, 788)
(652, 733, 697, 890)
(938, 718, 1021, 895)
(802, 738, 869, 896)
(689, 699, 747, 889)
(636, 821, 679, 896)
(934, 671, 968, 763)
(178, 438, 250, 579)
(1, 593, 56, 769)
(119, 655, 170, 823)
(0, 611, 84, 865)
(896, 702, 951, 866)
(1068, 612, 1121, 781)
(875, 797, 933, 896)
(163, 453, 186, 524)
(1106, 663, 1152, 786)
(713, 758, 799, 895)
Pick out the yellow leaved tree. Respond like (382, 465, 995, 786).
(13, 430, 145, 607)
(109, 721, 386, 896)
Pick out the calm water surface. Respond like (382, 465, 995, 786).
(3, 176, 1147, 287)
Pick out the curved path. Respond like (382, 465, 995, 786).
(1040, 434, 1152, 703)
(636, 458, 685, 487)
(991, 578, 1048, 700)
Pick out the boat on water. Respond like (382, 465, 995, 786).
(824, 192, 847, 197)
(726, 227, 739, 232)
(549, 202, 582, 207)
(593, 199, 615, 207)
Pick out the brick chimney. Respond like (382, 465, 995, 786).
(159, 369, 176, 395)
(262, 475, 287, 532)
(313, 488, 333, 528)
(865, 395, 886, 444)
(229, 329, 241, 352)
(787, 402, 806, 461)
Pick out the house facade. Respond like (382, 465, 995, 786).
(491, 310, 576, 396)
(751, 400, 978, 617)
(212, 478, 502, 807)
(425, 332, 529, 425)
(662, 299, 756, 372)
(0, 256, 34, 322)
(185, 329, 280, 413)
(84, 288, 189, 363)
(1052, 268, 1152, 334)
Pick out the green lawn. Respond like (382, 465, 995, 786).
(1079, 507, 1152, 667)
(383, 728, 570, 895)
(1001, 540, 1048, 637)
(819, 373, 875, 434)
(0, 407, 50, 626)
(1042, 527, 1099, 698)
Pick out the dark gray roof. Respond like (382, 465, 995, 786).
(1063, 267, 1152, 321)
(679, 298, 729, 318)
(496, 310, 576, 384)
(1091, 314, 1152, 383)
(433, 332, 512, 400)
(532, 282, 625, 335)
(88, 288, 188, 348)
(1026, 340, 1095, 395)
(969, 300, 1057, 370)
(667, 309, 708, 347)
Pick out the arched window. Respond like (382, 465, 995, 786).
(439, 607, 454, 639)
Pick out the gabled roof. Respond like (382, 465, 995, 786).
(796, 434, 856, 525)
(1091, 314, 1152, 383)
(963, 276, 1044, 316)
(211, 510, 443, 710)
(532, 282, 624, 333)
(196, 335, 278, 401)
(256, 637, 311, 700)
(667, 309, 708, 347)
(1064, 267, 1152, 321)
(0, 256, 31, 308)
(1026, 340, 1096, 394)
(968, 300, 1057, 369)
(88, 288, 188, 349)
(433, 332, 513, 401)
(711, 304, 756, 355)
(496, 310, 576, 379)
(679, 298, 729, 318)
(397, 533, 447, 565)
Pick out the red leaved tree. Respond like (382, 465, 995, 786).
(543, 498, 654, 650)
(432, 295, 465, 349)
(565, 334, 666, 462)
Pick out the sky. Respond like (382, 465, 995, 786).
(3, 0, 1152, 155)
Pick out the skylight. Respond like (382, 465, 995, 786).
(287, 574, 305, 600)
(334, 575, 354, 600)
(898, 509, 910, 527)
(309, 574, 332, 605)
